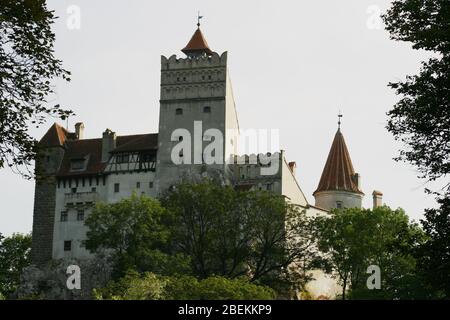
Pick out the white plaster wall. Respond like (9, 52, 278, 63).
(281, 155, 308, 206)
(52, 171, 156, 260)
(314, 190, 363, 211)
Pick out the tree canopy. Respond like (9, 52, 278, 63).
(0, 0, 73, 178)
(383, 0, 450, 193)
(0, 233, 32, 298)
(85, 182, 317, 298)
(313, 206, 429, 300)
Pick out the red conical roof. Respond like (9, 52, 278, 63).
(182, 27, 213, 56)
(313, 129, 364, 195)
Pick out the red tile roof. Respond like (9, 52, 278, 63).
(54, 133, 158, 177)
(111, 134, 158, 153)
(182, 27, 213, 56)
(313, 129, 363, 195)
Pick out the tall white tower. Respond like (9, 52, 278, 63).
(313, 118, 364, 210)
(155, 23, 240, 194)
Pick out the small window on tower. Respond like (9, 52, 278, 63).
(77, 209, 85, 221)
(64, 241, 72, 252)
(60, 211, 68, 222)
(176, 108, 183, 115)
(203, 106, 211, 113)
(114, 183, 120, 193)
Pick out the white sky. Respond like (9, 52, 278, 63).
(0, 0, 441, 236)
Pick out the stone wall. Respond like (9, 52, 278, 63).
(31, 147, 65, 265)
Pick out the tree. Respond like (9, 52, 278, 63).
(417, 196, 450, 298)
(0, 233, 32, 298)
(84, 194, 190, 278)
(161, 181, 316, 295)
(382, 0, 450, 193)
(93, 271, 275, 300)
(383, 0, 450, 299)
(0, 0, 73, 178)
(313, 206, 428, 300)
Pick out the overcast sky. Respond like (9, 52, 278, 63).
(0, 0, 441, 236)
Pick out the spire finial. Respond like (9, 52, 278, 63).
(338, 111, 343, 130)
(197, 11, 203, 27)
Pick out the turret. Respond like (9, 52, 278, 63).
(313, 116, 364, 210)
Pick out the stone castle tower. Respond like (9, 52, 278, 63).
(30, 124, 70, 265)
(313, 126, 364, 210)
(156, 24, 239, 193)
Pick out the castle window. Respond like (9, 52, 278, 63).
(116, 153, 129, 164)
(77, 209, 85, 221)
(176, 108, 183, 115)
(208, 75, 212, 80)
(203, 106, 211, 113)
(71, 188, 77, 194)
(91, 187, 96, 192)
(70, 158, 86, 171)
(183, 76, 186, 81)
(64, 241, 72, 252)
(266, 183, 273, 191)
(136, 182, 141, 189)
(149, 181, 154, 188)
(114, 183, 120, 193)
(60, 211, 68, 222)
(336, 201, 343, 209)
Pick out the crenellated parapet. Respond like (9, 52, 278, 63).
(161, 51, 227, 70)
(160, 52, 228, 101)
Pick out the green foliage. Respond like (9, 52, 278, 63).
(161, 181, 316, 294)
(314, 206, 428, 299)
(382, 0, 450, 189)
(0, 0, 74, 178)
(94, 272, 275, 300)
(0, 233, 32, 297)
(417, 196, 450, 298)
(84, 193, 190, 278)
(383, 0, 450, 299)
(85, 182, 316, 297)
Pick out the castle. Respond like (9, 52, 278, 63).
(30, 24, 383, 294)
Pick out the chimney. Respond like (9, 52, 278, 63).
(372, 190, 383, 209)
(75, 122, 85, 140)
(102, 129, 116, 162)
(288, 161, 297, 175)
(353, 173, 361, 190)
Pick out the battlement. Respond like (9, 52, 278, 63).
(161, 51, 228, 70)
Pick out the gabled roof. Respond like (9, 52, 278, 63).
(111, 134, 158, 153)
(314, 129, 364, 195)
(39, 123, 69, 147)
(181, 27, 213, 56)
(55, 133, 158, 177)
